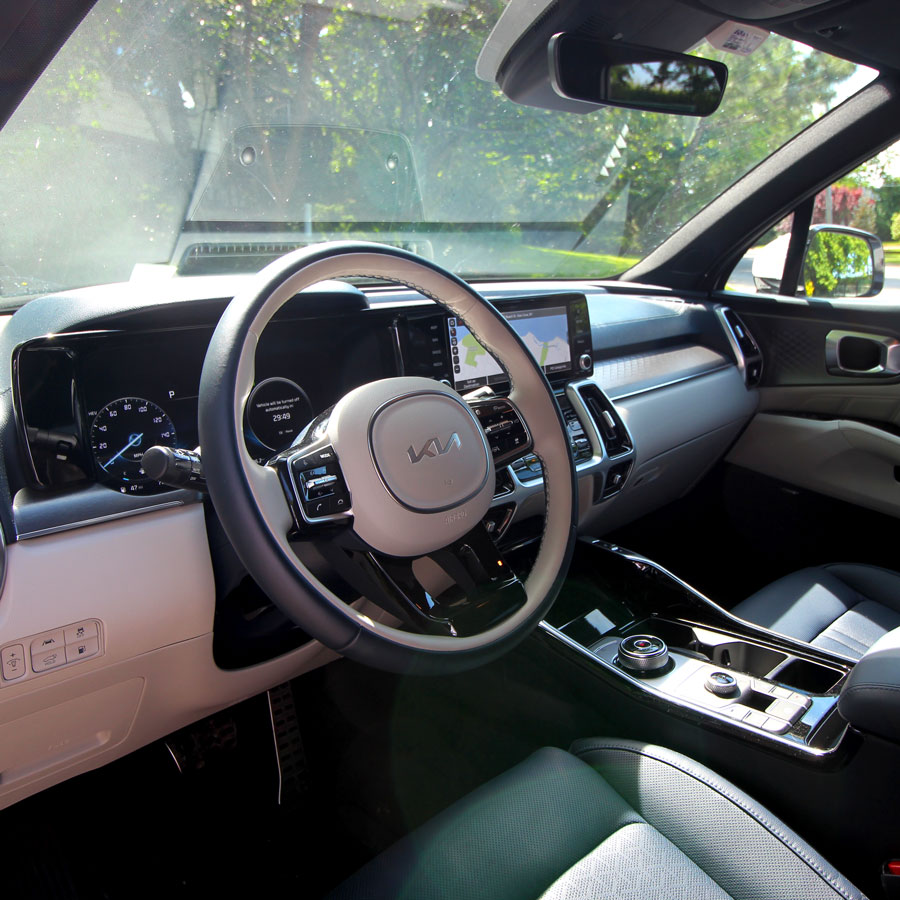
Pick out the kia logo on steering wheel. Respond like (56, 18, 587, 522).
(407, 432, 461, 464)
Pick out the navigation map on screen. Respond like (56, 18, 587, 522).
(449, 306, 571, 391)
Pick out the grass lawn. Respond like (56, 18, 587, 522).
(884, 242, 900, 265)
(515, 245, 639, 278)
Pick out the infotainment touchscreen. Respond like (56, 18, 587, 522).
(449, 305, 571, 392)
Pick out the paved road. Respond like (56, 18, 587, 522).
(728, 254, 900, 302)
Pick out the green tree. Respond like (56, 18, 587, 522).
(891, 210, 900, 241)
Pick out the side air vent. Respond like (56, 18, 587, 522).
(577, 384, 632, 457)
(717, 307, 763, 387)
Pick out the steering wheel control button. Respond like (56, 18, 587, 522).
(617, 634, 670, 674)
(369, 392, 489, 512)
(288, 447, 352, 523)
(705, 670, 739, 697)
(1, 645, 26, 681)
(469, 397, 532, 466)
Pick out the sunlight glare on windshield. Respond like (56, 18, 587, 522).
(0, 0, 876, 298)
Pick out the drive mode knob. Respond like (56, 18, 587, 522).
(617, 634, 669, 674)
(705, 670, 739, 697)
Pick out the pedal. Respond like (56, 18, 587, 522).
(267, 681, 311, 807)
(164, 712, 238, 773)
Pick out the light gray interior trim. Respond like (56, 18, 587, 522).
(727, 413, 900, 519)
(617, 367, 757, 464)
(13, 485, 201, 540)
(594, 346, 730, 400)
(756, 384, 900, 426)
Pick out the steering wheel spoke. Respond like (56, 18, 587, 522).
(318, 523, 526, 637)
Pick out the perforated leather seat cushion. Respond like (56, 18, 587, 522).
(328, 740, 865, 900)
(732, 563, 900, 659)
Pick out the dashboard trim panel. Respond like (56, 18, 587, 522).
(14, 487, 200, 541)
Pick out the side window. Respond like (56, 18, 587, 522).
(727, 141, 900, 300)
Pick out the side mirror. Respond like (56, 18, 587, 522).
(549, 34, 728, 117)
(802, 226, 884, 299)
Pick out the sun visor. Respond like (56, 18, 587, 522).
(699, 0, 834, 19)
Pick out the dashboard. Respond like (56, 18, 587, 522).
(0, 275, 761, 812)
(8, 284, 761, 543)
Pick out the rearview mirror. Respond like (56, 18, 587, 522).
(549, 34, 728, 117)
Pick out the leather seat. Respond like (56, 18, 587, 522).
(732, 563, 900, 659)
(329, 740, 864, 899)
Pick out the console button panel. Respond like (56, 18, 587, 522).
(589, 634, 823, 741)
(0, 620, 103, 685)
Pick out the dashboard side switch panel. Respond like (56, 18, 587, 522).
(0, 620, 104, 687)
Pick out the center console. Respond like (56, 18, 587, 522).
(402, 292, 637, 539)
(541, 538, 853, 760)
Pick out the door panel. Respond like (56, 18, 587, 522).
(715, 293, 900, 519)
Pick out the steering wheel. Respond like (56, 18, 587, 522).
(198, 242, 577, 673)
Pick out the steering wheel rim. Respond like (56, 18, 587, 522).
(199, 241, 578, 673)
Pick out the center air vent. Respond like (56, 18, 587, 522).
(717, 307, 763, 386)
(576, 384, 632, 457)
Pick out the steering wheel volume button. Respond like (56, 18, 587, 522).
(286, 445, 352, 523)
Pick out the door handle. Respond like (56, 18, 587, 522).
(825, 330, 900, 377)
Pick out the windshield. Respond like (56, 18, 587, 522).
(0, 0, 875, 298)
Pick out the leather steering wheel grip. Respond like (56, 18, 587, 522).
(198, 241, 578, 673)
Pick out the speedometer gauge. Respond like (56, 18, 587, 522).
(90, 397, 177, 493)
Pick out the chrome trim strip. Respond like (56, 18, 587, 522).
(16, 498, 188, 540)
(605, 364, 733, 401)
(389, 321, 406, 376)
(537, 620, 843, 759)
(715, 305, 747, 380)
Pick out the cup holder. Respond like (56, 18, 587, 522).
(619, 618, 845, 693)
